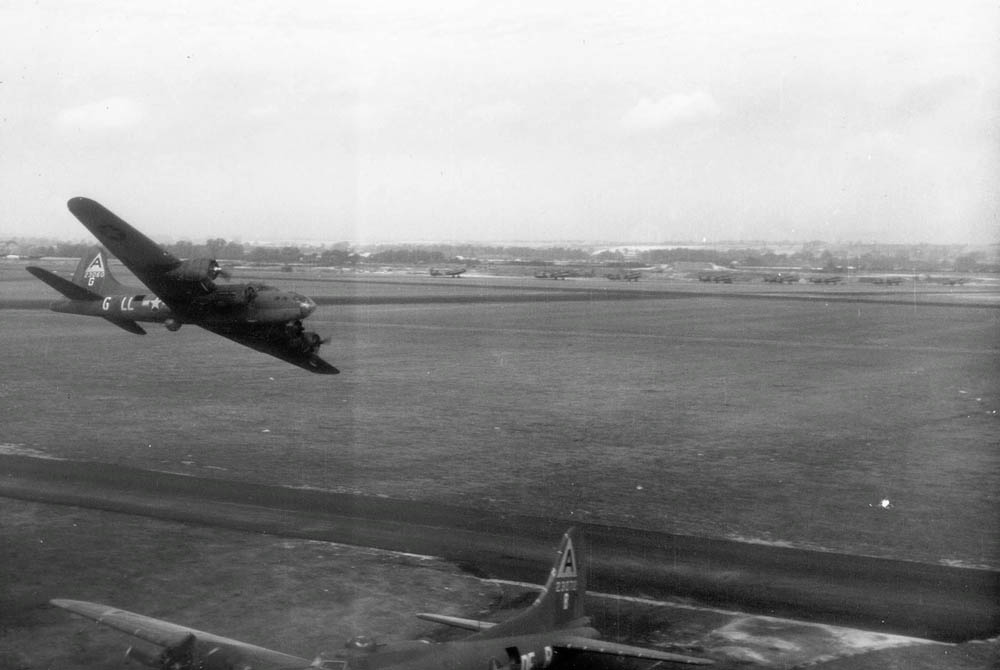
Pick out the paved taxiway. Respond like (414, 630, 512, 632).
(1, 454, 996, 644)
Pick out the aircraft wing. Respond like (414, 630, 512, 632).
(201, 324, 340, 375)
(65, 197, 194, 304)
(554, 635, 714, 665)
(416, 613, 497, 631)
(51, 599, 313, 669)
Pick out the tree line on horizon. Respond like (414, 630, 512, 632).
(7, 238, 998, 274)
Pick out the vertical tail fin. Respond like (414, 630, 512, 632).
(536, 528, 587, 628)
(473, 529, 588, 639)
(71, 248, 128, 296)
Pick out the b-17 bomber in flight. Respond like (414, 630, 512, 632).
(51, 529, 712, 669)
(27, 197, 337, 374)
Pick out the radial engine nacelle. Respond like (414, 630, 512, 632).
(165, 258, 226, 283)
(126, 634, 244, 670)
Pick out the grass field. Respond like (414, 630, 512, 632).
(1, 266, 997, 568)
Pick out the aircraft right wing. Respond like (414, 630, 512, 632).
(51, 599, 313, 669)
(554, 635, 714, 665)
(201, 324, 340, 375)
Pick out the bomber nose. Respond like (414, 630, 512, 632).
(299, 295, 316, 317)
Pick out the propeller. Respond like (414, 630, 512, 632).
(125, 633, 195, 669)
(124, 633, 252, 670)
(302, 331, 324, 354)
(277, 660, 346, 670)
(208, 260, 233, 280)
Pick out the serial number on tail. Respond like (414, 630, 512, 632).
(554, 580, 577, 593)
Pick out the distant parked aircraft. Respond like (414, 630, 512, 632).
(762, 273, 799, 284)
(808, 276, 843, 284)
(430, 267, 466, 277)
(859, 276, 905, 285)
(697, 273, 733, 283)
(606, 271, 640, 282)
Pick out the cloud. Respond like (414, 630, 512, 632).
(55, 97, 145, 132)
(621, 91, 721, 133)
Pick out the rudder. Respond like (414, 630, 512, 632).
(537, 528, 587, 628)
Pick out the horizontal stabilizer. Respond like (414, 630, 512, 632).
(556, 636, 714, 665)
(416, 613, 497, 632)
(26, 266, 102, 301)
(103, 317, 147, 335)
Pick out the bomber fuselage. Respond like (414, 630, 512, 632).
(338, 629, 599, 670)
(50, 283, 316, 327)
(51, 294, 173, 323)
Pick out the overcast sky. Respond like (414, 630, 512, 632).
(2, 1, 997, 244)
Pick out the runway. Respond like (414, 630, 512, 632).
(2, 453, 996, 644)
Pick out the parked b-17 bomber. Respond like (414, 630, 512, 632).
(535, 269, 595, 280)
(697, 272, 734, 283)
(429, 267, 466, 277)
(51, 529, 712, 669)
(604, 271, 641, 282)
(762, 272, 799, 284)
(27, 197, 338, 374)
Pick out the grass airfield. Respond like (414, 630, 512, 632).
(1, 262, 998, 667)
(2, 265, 996, 565)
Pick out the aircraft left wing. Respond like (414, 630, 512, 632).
(415, 613, 497, 631)
(554, 635, 714, 665)
(65, 197, 204, 305)
(50, 599, 313, 669)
